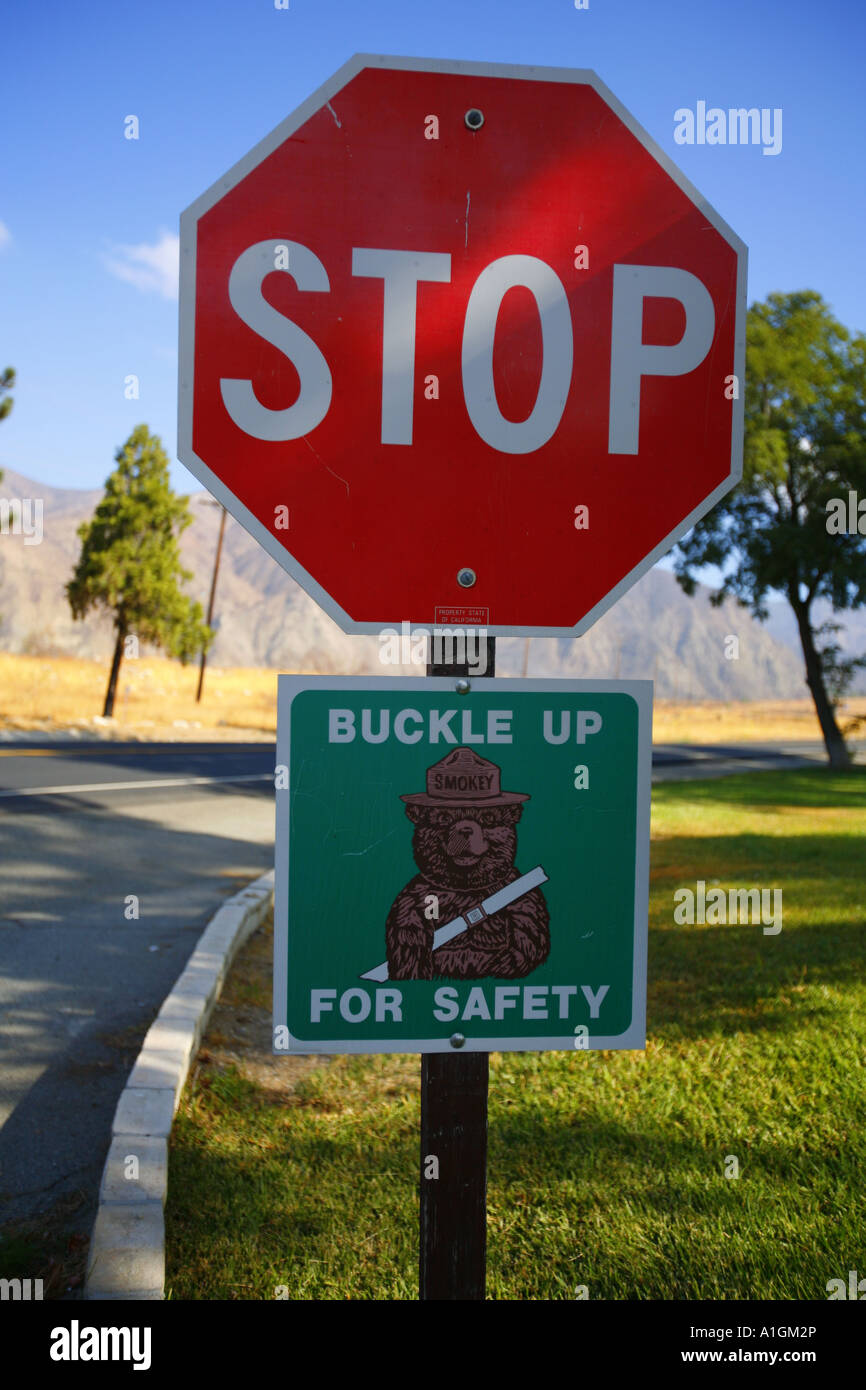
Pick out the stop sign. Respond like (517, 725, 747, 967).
(179, 54, 746, 636)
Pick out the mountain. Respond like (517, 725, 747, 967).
(0, 465, 842, 698)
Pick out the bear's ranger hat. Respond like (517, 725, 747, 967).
(400, 747, 530, 807)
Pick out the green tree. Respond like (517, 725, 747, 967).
(0, 364, 14, 485)
(67, 424, 212, 718)
(673, 291, 866, 768)
(0, 365, 14, 425)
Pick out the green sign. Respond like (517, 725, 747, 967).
(273, 677, 651, 1054)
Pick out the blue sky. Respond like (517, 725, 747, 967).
(2, 0, 864, 496)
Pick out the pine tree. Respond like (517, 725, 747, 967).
(0, 365, 14, 425)
(67, 424, 212, 717)
(0, 364, 14, 485)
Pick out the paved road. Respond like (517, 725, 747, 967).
(0, 734, 849, 1290)
(650, 738, 849, 780)
(0, 742, 274, 1259)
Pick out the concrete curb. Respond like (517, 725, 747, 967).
(84, 869, 274, 1300)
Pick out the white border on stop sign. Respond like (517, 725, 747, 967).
(178, 54, 747, 638)
(272, 675, 652, 1055)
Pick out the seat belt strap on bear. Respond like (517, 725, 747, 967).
(360, 865, 549, 982)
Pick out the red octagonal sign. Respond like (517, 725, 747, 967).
(179, 54, 746, 636)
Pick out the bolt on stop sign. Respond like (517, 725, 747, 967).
(179, 54, 746, 636)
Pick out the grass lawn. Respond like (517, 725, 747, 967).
(165, 767, 866, 1300)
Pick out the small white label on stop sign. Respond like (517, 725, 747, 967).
(219, 241, 715, 456)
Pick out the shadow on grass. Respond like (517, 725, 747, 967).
(647, 815, 866, 1038)
(164, 1105, 419, 1300)
(490, 1105, 852, 1189)
(648, 915, 865, 1039)
(654, 765, 866, 812)
(164, 1083, 858, 1301)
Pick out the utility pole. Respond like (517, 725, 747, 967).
(196, 503, 227, 704)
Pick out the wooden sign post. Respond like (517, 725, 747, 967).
(420, 1050, 489, 1299)
(420, 638, 496, 1300)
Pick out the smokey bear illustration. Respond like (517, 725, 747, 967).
(385, 748, 550, 980)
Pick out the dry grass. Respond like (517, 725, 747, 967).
(194, 908, 325, 1100)
(0, 651, 858, 744)
(651, 698, 841, 744)
(0, 652, 280, 741)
